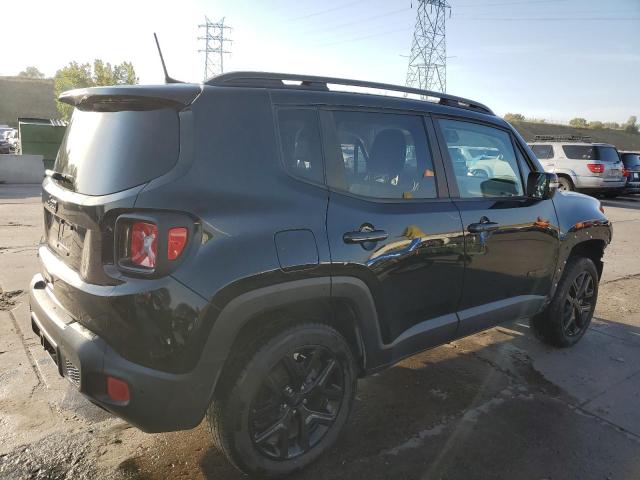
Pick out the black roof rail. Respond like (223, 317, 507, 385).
(533, 134, 592, 143)
(206, 71, 495, 115)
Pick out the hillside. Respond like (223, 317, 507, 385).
(0, 76, 58, 127)
(511, 121, 640, 151)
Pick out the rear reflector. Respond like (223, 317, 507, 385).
(167, 227, 188, 260)
(107, 376, 130, 402)
(130, 222, 158, 268)
(587, 163, 604, 174)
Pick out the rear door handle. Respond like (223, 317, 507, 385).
(467, 222, 499, 233)
(343, 229, 388, 244)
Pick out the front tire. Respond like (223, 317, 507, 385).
(531, 256, 598, 347)
(557, 176, 574, 192)
(207, 323, 357, 477)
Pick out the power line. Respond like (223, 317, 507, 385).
(314, 26, 412, 48)
(453, 16, 640, 21)
(299, 7, 411, 37)
(287, 0, 368, 22)
(455, 0, 568, 7)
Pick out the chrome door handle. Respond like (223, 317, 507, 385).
(343, 229, 388, 244)
(467, 222, 499, 233)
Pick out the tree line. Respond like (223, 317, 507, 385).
(504, 113, 639, 134)
(16, 61, 139, 120)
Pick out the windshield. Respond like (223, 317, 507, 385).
(54, 107, 179, 195)
(562, 145, 620, 162)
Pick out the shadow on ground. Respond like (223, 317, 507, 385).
(115, 318, 640, 480)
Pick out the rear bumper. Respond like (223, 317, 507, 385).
(29, 274, 214, 432)
(625, 179, 640, 193)
(574, 176, 626, 191)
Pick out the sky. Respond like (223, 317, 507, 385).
(2, 0, 639, 123)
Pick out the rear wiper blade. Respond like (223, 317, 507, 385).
(45, 169, 74, 184)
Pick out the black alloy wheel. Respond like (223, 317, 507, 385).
(249, 346, 345, 460)
(562, 270, 595, 337)
(207, 323, 356, 477)
(531, 256, 599, 348)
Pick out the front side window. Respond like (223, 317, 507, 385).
(327, 111, 436, 199)
(439, 119, 524, 198)
(277, 109, 324, 183)
(530, 144, 554, 160)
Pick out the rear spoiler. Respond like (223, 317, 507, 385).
(59, 84, 201, 111)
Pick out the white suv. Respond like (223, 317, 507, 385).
(528, 136, 625, 197)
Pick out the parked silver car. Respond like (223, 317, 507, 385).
(528, 136, 625, 197)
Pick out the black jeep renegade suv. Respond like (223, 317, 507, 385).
(30, 72, 611, 477)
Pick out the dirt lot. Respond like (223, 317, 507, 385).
(1, 185, 640, 480)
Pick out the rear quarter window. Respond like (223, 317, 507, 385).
(562, 145, 620, 162)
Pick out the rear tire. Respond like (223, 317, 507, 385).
(603, 192, 619, 199)
(207, 322, 357, 477)
(531, 256, 598, 348)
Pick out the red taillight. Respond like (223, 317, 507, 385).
(130, 222, 158, 268)
(168, 227, 188, 260)
(587, 163, 604, 174)
(623, 168, 630, 177)
(106, 376, 130, 402)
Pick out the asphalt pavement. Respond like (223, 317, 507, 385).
(1, 185, 639, 480)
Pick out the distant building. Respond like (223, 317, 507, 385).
(0, 76, 58, 127)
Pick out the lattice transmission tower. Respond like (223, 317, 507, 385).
(198, 16, 232, 81)
(406, 0, 450, 93)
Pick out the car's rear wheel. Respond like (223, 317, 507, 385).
(557, 176, 573, 191)
(207, 322, 357, 477)
(531, 256, 598, 347)
(603, 191, 619, 199)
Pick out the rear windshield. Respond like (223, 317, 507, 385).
(54, 108, 179, 195)
(562, 145, 619, 162)
(621, 153, 640, 168)
(530, 144, 554, 159)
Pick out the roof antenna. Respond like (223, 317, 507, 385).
(154, 33, 182, 84)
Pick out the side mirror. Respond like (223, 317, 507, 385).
(527, 171, 559, 200)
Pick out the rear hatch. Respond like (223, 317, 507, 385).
(42, 85, 200, 284)
(622, 154, 640, 183)
(563, 144, 624, 182)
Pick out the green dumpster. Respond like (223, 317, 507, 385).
(18, 118, 67, 170)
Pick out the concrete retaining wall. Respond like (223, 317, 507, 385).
(0, 154, 45, 184)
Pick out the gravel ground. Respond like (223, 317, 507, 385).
(1, 185, 640, 480)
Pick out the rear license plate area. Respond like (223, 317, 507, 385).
(31, 316, 59, 368)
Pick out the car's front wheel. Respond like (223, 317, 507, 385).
(207, 322, 357, 477)
(557, 176, 574, 191)
(531, 256, 598, 347)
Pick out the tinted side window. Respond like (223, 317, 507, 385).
(328, 111, 436, 199)
(277, 109, 324, 183)
(530, 144, 554, 159)
(562, 145, 595, 160)
(439, 119, 524, 198)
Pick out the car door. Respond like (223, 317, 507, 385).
(435, 117, 560, 336)
(322, 109, 465, 362)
